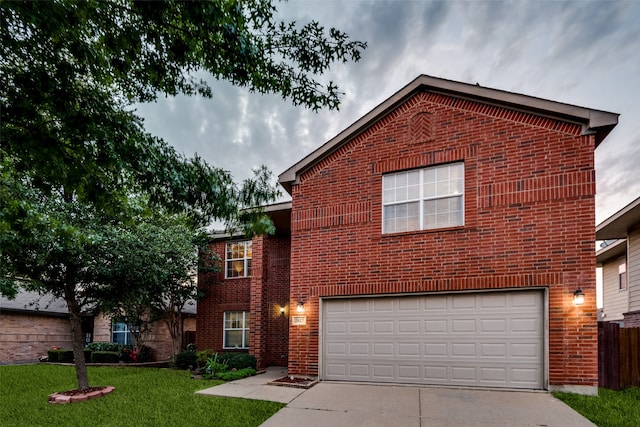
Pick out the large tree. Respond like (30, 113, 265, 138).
(98, 211, 220, 360)
(0, 0, 366, 213)
(0, 0, 365, 391)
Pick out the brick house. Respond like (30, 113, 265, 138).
(0, 291, 196, 364)
(196, 75, 618, 395)
(596, 196, 640, 327)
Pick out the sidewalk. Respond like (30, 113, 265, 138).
(196, 366, 307, 404)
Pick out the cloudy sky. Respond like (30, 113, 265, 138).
(136, 0, 640, 225)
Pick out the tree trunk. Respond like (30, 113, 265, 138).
(64, 284, 90, 390)
(164, 311, 181, 360)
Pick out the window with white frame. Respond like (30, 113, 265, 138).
(111, 321, 135, 346)
(383, 162, 464, 234)
(225, 241, 252, 278)
(223, 311, 250, 349)
(618, 257, 627, 290)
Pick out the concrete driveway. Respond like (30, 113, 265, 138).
(259, 382, 596, 427)
(197, 368, 595, 427)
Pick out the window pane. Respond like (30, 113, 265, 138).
(225, 330, 243, 348)
(112, 333, 127, 345)
(383, 163, 463, 233)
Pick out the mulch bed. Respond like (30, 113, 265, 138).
(268, 376, 318, 389)
(49, 386, 115, 404)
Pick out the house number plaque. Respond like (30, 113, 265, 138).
(291, 316, 306, 326)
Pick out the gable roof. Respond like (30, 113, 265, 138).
(596, 196, 640, 240)
(0, 291, 69, 316)
(279, 74, 619, 194)
(596, 239, 626, 265)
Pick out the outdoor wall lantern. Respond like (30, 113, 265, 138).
(573, 289, 585, 306)
(279, 306, 285, 315)
(296, 300, 305, 314)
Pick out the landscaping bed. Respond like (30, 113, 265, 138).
(268, 375, 317, 389)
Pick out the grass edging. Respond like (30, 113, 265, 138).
(553, 387, 640, 427)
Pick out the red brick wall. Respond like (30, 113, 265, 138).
(258, 235, 290, 368)
(288, 90, 598, 389)
(196, 239, 251, 353)
(197, 235, 290, 368)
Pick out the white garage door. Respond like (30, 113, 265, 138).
(322, 290, 544, 389)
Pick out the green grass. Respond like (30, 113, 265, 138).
(553, 387, 640, 427)
(0, 364, 284, 427)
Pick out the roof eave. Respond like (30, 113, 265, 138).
(596, 196, 640, 240)
(279, 74, 619, 194)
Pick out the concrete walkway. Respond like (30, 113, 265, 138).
(196, 366, 306, 403)
(197, 368, 596, 427)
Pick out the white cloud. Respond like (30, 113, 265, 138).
(136, 0, 640, 222)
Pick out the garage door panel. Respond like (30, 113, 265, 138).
(323, 290, 544, 389)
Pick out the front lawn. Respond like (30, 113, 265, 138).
(0, 364, 284, 427)
(553, 387, 640, 427)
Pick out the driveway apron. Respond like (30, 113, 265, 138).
(259, 382, 596, 427)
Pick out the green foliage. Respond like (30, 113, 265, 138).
(219, 353, 257, 370)
(205, 354, 228, 375)
(195, 349, 217, 367)
(90, 352, 120, 364)
(47, 350, 74, 363)
(0, 0, 364, 391)
(0, 364, 284, 426)
(216, 368, 257, 381)
(86, 342, 121, 352)
(553, 387, 640, 427)
(0, 0, 364, 226)
(174, 350, 197, 370)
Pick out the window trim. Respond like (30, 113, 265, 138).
(225, 240, 252, 279)
(382, 162, 464, 234)
(618, 256, 627, 291)
(223, 311, 250, 349)
(111, 320, 135, 346)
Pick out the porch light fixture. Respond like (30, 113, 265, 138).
(573, 289, 585, 306)
(280, 306, 285, 315)
(296, 301, 305, 314)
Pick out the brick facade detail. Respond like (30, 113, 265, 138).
(287, 90, 599, 388)
(196, 235, 290, 369)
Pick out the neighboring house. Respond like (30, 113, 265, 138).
(596, 196, 640, 327)
(0, 292, 79, 364)
(0, 291, 196, 363)
(197, 74, 618, 395)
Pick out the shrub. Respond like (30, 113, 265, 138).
(219, 353, 257, 370)
(47, 349, 74, 363)
(87, 342, 121, 352)
(216, 368, 256, 381)
(205, 354, 228, 375)
(174, 350, 197, 370)
(83, 349, 92, 362)
(119, 345, 153, 363)
(91, 351, 120, 363)
(195, 349, 216, 368)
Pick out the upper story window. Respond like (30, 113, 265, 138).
(618, 257, 627, 290)
(383, 162, 464, 234)
(225, 241, 252, 278)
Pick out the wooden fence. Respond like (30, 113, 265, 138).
(598, 322, 640, 390)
